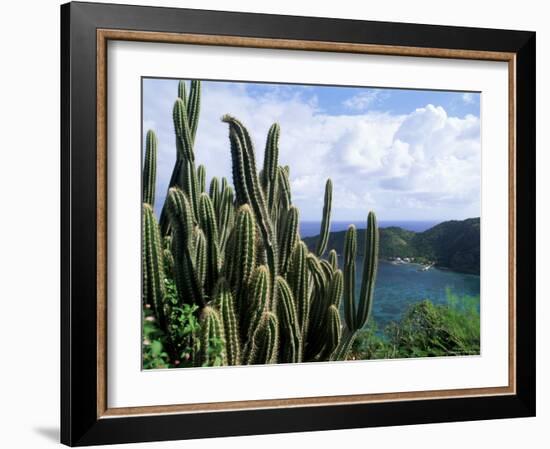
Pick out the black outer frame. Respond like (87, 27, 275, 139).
(60, 1, 536, 446)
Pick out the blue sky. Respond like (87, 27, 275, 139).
(143, 78, 481, 222)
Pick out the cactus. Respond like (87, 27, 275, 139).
(178, 80, 187, 103)
(243, 265, 270, 345)
(193, 228, 207, 289)
(315, 179, 332, 257)
(261, 123, 280, 211)
(223, 115, 279, 309)
(197, 165, 206, 194)
(187, 80, 201, 142)
(165, 187, 204, 307)
(328, 249, 338, 271)
(217, 185, 235, 254)
(144, 79, 379, 369)
(331, 214, 379, 360)
(142, 204, 166, 329)
(159, 81, 202, 234)
(276, 276, 302, 363)
(143, 130, 157, 206)
(209, 176, 220, 212)
(199, 306, 226, 366)
(278, 206, 299, 275)
(319, 305, 341, 359)
(246, 311, 279, 365)
(226, 205, 256, 313)
(215, 279, 241, 365)
(287, 241, 310, 339)
(198, 193, 220, 296)
(277, 166, 292, 211)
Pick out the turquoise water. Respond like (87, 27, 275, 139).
(353, 260, 480, 328)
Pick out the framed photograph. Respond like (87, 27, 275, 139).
(61, 1, 536, 446)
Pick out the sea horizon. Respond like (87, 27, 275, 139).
(299, 220, 441, 238)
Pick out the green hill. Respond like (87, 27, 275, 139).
(302, 218, 480, 275)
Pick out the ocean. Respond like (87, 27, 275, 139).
(299, 220, 440, 238)
(301, 220, 480, 327)
(369, 261, 480, 328)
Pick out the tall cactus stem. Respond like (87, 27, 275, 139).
(315, 179, 332, 257)
(226, 205, 256, 313)
(193, 228, 207, 289)
(222, 115, 279, 309)
(178, 80, 187, 103)
(356, 212, 379, 328)
(143, 130, 157, 207)
(328, 249, 338, 271)
(343, 225, 357, 331)
(142, 204, 166, 332)
(278, 206, 299, 275)
(215, 279, 241, 366)
(165, 188, 204, 306)
(187, 80, 201, 142)
(197, 165, 206, 194)
(276, 276, 302, 363)
(287, 241, 310, 339)
(199, 193, 221, 295)
(199, 306, 226, 366)
(246, 311, 279, 365)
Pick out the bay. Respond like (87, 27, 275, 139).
(368, 260, 480, 329)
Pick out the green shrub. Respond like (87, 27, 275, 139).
(142, 307, 171, 369)
(350, 291, 480, 360)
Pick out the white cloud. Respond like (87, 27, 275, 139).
(462, 92, 476, 104)
(342, 89, 388, 111)
(145, 81, 480, 222)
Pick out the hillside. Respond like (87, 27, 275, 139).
(302, 218, 480, 275)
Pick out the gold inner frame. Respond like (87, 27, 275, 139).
(96, 29, 517, 419)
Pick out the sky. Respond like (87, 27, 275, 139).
(143, 78, 481, 222)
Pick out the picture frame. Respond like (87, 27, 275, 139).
(60, 1, 536, 446)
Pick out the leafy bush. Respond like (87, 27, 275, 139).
(142, 306, 171, 369)
(143, 278, 201, 368)
(350, 291, 480, 360)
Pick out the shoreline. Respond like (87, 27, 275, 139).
(379, 258, 480, 276)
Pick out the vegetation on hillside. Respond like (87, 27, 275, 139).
(303, 218, 480, 274)
(349, 290, 480, 360)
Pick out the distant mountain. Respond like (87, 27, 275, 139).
(302, 218, 480, 275)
